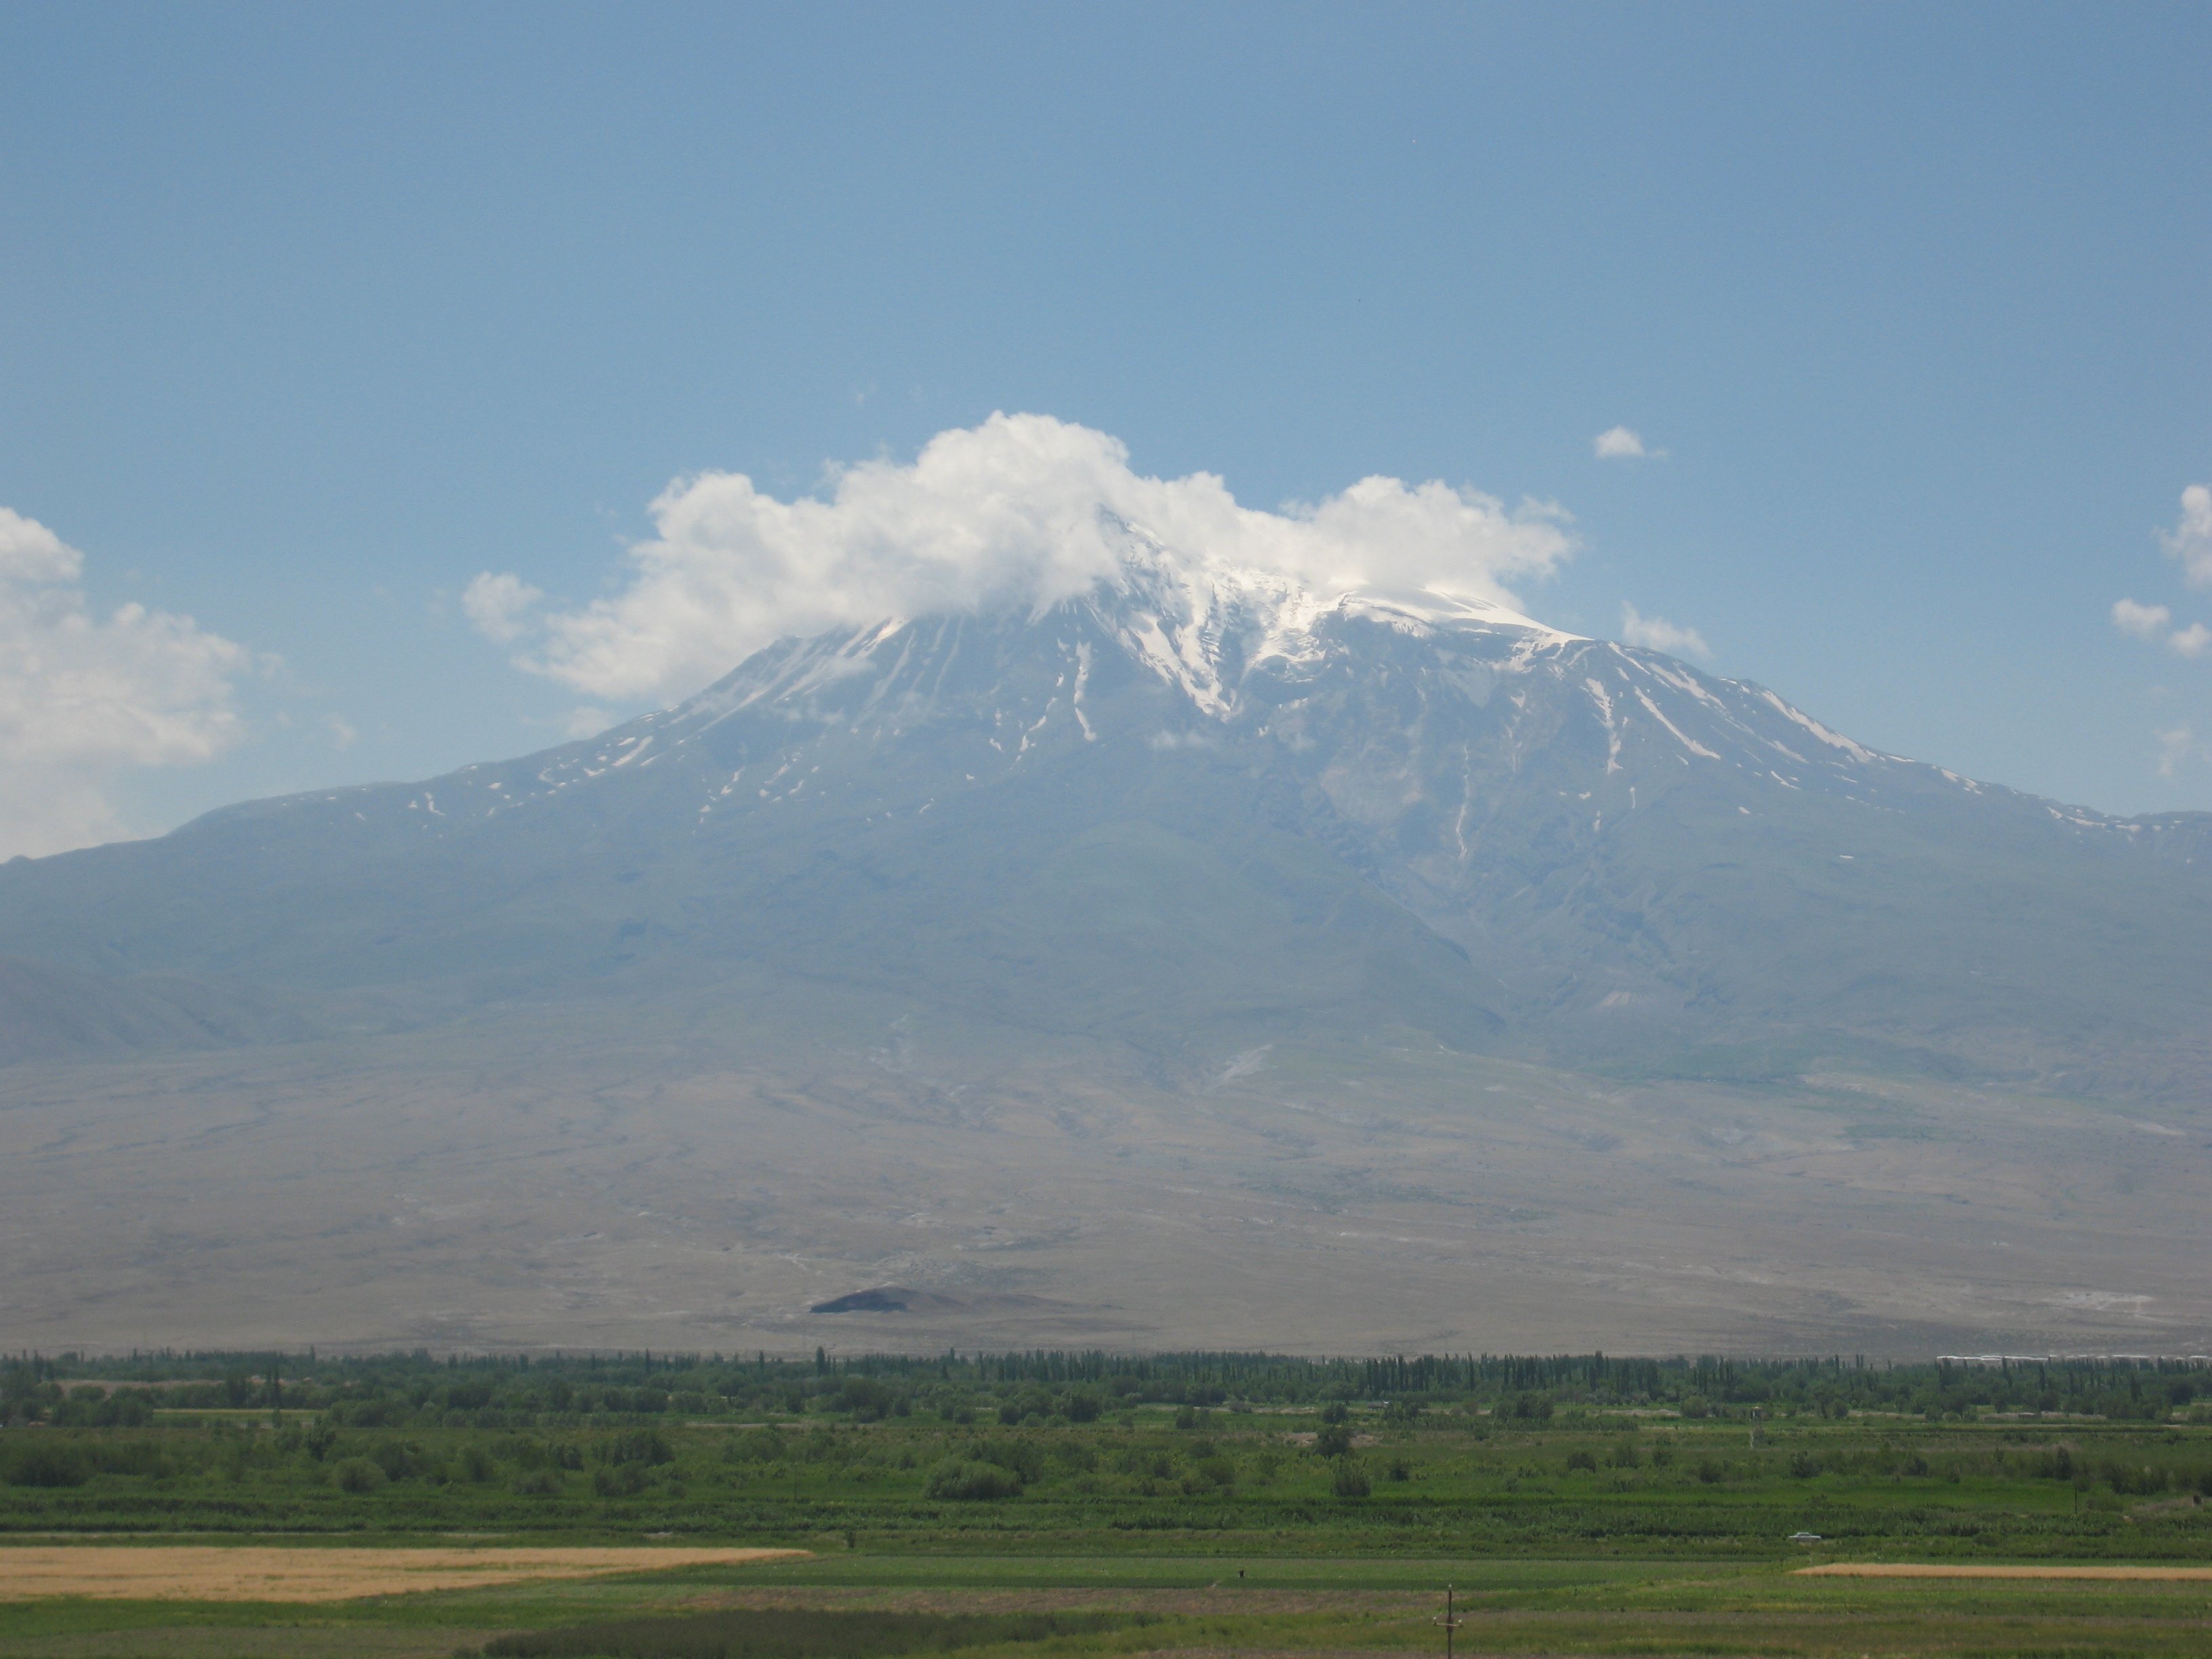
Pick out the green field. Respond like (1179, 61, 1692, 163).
(5, 1351, 2211, 1656)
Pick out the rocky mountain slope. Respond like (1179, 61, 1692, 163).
(3, 536, 2209, 1099)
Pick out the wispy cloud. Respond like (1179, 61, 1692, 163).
(1593, 426, 1662, 460)
(2154, 725, 2206, 780)
(1619, 602, 1711, 660)
(462, 571, 545, 643)
(2110, 491, 2212, 657)
(0, 507, 253, 859)
(2112, 597, 2173, 641)
(469, 413, 1578, 703)
(2161, 484, 2212, 588)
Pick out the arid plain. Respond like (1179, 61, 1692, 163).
(3, 985, 2205, 1358)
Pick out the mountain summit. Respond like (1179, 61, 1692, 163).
(3, 542, 2208, 1099)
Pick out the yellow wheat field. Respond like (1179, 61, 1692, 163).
(1797, 1563, 2212, 1581)
(0, 1544, 808, 1602)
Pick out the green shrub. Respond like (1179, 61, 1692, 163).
(1332, 1461, 1372, 1499)
(924, 1458, 1022, 1500)
(609, 1429, 671, 1466)
(975, 1439, 1042, 1482)
(334, 1457, 385, 1494)
(3, 1444, 88, 1488)
(593, 1463, 651, 1496)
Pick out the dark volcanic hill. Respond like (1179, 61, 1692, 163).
(3, 543, 2207, 1099)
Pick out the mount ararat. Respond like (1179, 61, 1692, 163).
(3, 541, 2209, 1356)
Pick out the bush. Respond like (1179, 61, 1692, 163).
(3, 1444, 88, 1488)
(975, 1439, 1043, 1483)
(609, 1429, 672, 1466)
(593, 1463, 651, 1496)
(1564, 1449, 1597, 1472)
(835, 1379, 890, 1420)
(925, 1459, 1023, 1500)
(1314, 1423, 1353, 1458)
(728, 1428, 782, 1464)
(334, 1457, 385, 1494)
(510, 1469, 562, 1496)
(1332, 1461, 1372, 1499)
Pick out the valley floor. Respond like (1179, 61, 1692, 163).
(3, 997, 2208, 1356)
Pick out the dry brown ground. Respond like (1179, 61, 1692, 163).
(7, 1004, 2210, 1356)
(0, 1545, 808, 1602)
(1797, 1563, 2212, 1580)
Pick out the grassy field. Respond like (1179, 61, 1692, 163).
(3, 1351, 2210, 1655)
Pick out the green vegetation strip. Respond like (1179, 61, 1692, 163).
(477, 1608, 1147, 1659)
(4, 1349, 2210, 1656)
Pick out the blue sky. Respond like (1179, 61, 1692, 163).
(1, 1, 2207, 855)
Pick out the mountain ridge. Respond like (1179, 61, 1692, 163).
(2, 552, 2209, 1099)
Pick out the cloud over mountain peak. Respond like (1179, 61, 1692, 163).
(468, 414, 1576, 703)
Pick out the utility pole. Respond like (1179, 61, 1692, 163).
(1434, 1584, 1465, 1659)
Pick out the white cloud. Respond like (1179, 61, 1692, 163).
(462, 571, 544, 643)
(562, 705, 614, 740)
(0, 507, 252, 859)
(2169, 622, 2212, 659)
(472, 413, 1577, 703)
(2161, 484, 2212, 588)
(325, 714, 357, 750)
(1619, 602, 1712, 660)
(2154, 725, 2203, 780)
(2111, 597, 2172, 640)
(1594, 426, 1660, 460)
